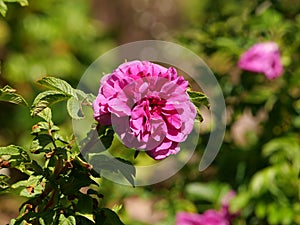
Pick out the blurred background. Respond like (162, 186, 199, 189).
(1, 0, 300, 224)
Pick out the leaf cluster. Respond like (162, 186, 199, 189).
(0, 77, 125, 225)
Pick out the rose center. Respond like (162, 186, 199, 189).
(130, 96, 167, 137)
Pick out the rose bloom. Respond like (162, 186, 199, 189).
(93, 60, 196, 160)
(175, 191, 237, 225)
(176, 211, 229, 225)
(238, 42, 283, 79)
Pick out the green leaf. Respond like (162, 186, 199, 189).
(12, 175, 44, 197)
(58, 214, 76, 225)
(0, 0, 28, 16)
(9, 219, 16, 225)
(37, 107, 52, 122)
(97, 125, 114, 149)
(0, 145, 35, 174)
(187, 89, 209, 108)
(115, 158, 136, 187)
(90, 155, 135, 186)
(39, 211, 56, 225)
(229, 192, 251, 213)
(187, 89, 209, 121)
(30, 134, 53, 153)
(250, 167, 276, 196)
(77, 194, 94, 214)
(185, 182, 219, 202)
(31, 90, 70, 116)
(0, 145, 23, 156)
(67, 96, 84, 119)
(58, 167, 97, 195)
(37, 77, 76, 97)
(0, 85, 28, 106)
(95, 208, 125, 225)
(0, 174, 10, 191)
(80, 125, 115, 156)
(0, 1, 8, 17)
(74, 215, 95, 225)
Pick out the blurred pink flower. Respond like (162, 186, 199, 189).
(238, 42, 283, 79)
(175, 210, 229, 225)
(176, 190, 237, 225)
(176, 212, 203, 225)
(220, 190, 239, 221)
(93, 60, 196, 160)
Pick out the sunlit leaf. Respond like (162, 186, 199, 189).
(0, 1, 8, 17)
(31, 90, 70, 116)
(0, 85, 28, 106)
(0, 145, 23, 156)
(37, 77, 76, 97)
(0, 0, 28, 16)
(59, 214, 76, 225)
(37, 107, 52, 122)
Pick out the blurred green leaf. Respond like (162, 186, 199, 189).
(0, 85, 28, 106)
(230, 192, 250, 213)
(185, 182, 216, 202)
(250, 167, 276, 196)
(262, 135, 300, 164)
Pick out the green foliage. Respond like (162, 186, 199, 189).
(31, 77, 93, 118)
(176, 1, 300, 224)
(0, 0, 28, 16)
(187, 88, 210, 121)
(1, 0, 114, 84)
(0, 78, 125, 225)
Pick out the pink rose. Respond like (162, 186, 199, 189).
(175, 210, 229, 225)
(220, 190, 239, 221)
(176, 190, 238, 225)
(93, 60, 196, 160)
(201, 210, 230, 225)
(176, 212, 203, 225)
(238, 42, 283, 79)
